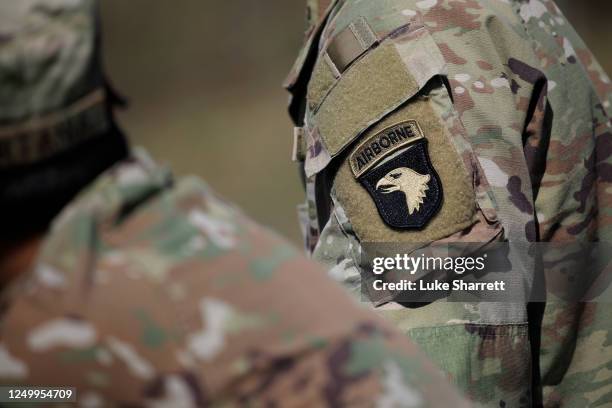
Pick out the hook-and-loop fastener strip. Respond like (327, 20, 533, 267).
(326, 16, 379, 75)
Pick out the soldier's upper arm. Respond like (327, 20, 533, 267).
(301, 10, 503, 248)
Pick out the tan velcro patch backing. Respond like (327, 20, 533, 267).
(307, 53, 340, 112)
(334, 96, 476, 243)
(315, 41, 419, 157)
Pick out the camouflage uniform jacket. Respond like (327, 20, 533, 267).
(0, 151, 469, 407)
(285, 0, 612, 406)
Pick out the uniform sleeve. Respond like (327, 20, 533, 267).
(287, 1, 559, 406)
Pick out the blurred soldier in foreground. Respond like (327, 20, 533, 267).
(0, 0, 470, 406)
(286, 0, 612, 406)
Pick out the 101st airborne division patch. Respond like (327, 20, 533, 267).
(350, 120, 443, 230)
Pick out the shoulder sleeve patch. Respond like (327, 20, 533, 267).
(359, 138, 442, 230)
(334, 96, 476, 242)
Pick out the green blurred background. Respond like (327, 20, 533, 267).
(100, 1, 612, 244)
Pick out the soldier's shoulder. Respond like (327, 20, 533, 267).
(0, 151, 311, 349)
(19, 151, 311, 309)
(0, 154, 350, 397)
(0, 155, 469, 406)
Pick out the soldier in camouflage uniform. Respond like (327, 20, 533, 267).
(0, 0, 471, 406)
(286, 0, 612, 406)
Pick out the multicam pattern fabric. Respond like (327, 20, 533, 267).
(0, 151, 469, 407)
(286, 0, 612, 406)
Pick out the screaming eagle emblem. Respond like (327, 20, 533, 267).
(351, 121, 443, 230)
(376, 168, 430, 215)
